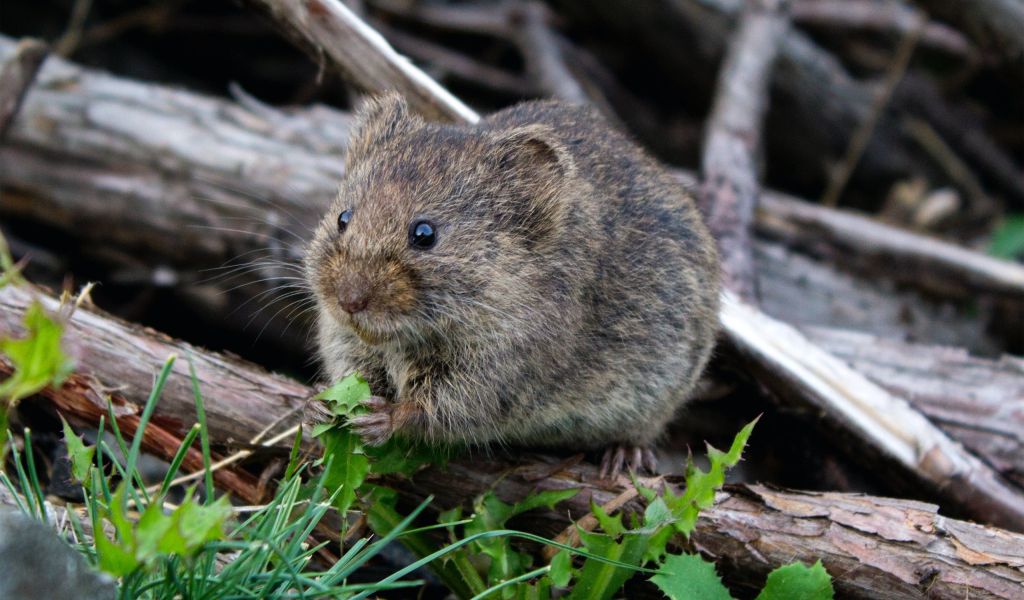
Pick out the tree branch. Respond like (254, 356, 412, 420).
(701, 0, 790, 300)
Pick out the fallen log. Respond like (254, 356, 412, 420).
(1, 283, 1022, 599)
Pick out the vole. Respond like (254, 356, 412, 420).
(305, 93, 720, 477)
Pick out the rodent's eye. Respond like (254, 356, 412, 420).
(409, 220, 437, 250)
(337, 209, 353, 233)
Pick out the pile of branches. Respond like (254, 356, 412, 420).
(1, 0, 1023, 597)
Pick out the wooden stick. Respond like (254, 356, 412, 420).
(245, 0, 478, 122)
(700, 0, 790, 300)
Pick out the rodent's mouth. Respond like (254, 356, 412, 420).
(348, 319, 385, 345)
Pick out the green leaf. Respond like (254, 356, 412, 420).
(666, 417, 758, 538)
(0, 302, 74, 403)
(651, 553, 733, 600)
(549, 550, 573, 587)
(755, 560, 834, 600)
(568, 530, 648, 600)
(988, 214, 1024, 260)
(318, 427, 370, 517)
(95, 483, 230, 577)
(313, 373, 372, 421)
(61, 417, 94, 483)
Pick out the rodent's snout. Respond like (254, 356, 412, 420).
(336, 274, 372, 315)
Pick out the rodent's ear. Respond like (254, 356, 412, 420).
(489, 125, 575, 244)
(345, 92, 419, 167)
(492, 125, 575, 182)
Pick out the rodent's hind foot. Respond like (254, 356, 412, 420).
(348, 395, 394, 447)
(598, 445, 658, 480)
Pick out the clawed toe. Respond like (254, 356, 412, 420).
(598, 444, 658, 480)
(349, 395, 394, 446)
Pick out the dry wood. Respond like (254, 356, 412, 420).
(1, 283, 1022, 599)
(807, 327, 1024, 490)
(3, 33, 1023, 527)
(0, 285, 310, 462)
(0, 38, 48, 140)
(513, 1, 589, 105)
(791, 0, 973, 58)
(755, 188, 1024, 299)
(914, 0, 1024, 69)
(701, 0, 789, 300)
(245, 0, 478, 122)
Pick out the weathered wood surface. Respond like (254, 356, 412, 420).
(700, 0, 789, 301)
(245, 0, 477, 123)
(808, 327, 1024, 490)
(1, 283, 1022, 599)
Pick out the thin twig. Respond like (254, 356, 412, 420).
(821, 12, 925, 207)
(701, 0, 791, 302)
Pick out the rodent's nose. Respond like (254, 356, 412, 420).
(338, 286, 371, 314)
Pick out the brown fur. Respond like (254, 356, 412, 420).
(305, 93, 720, 450)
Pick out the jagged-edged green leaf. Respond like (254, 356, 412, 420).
(61, 417, 94, 482)
(318, 428, 370, 517)
(755, 560, 834, 600)
(0, 302, 74, 403)
(651, 553, 733, 600)
(568, 530, 648, 600)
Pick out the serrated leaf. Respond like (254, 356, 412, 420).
(313, 373, 372, 421)
(651, 553, 733, 600)
(95, 530, 139, 577)
(590, 501, 627, 539)
(568, 531, 648, 600)
(668, 417, 758, 537)
(318, 428, 370, 517)
(549, 549, 573, 587)
(95, 483, 230, 576)
(755, 560, 834, 600)
(0, 302, 74, 403)
(61, 417, 94, 482)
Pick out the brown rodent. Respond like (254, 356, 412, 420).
(305, 93, 720, 475)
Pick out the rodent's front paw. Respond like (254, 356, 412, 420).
(348, 395, 394, 446)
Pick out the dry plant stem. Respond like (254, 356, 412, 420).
(0, 38, 48, 140)
(1, 285, 1021, 598)
(2, 37, 1024, 520)
(791, 0, 973, 57)
(720, 291, 1024, 531)
(896, 73, 1024, 208)
(246, 0, 479, 123)
(701, 0, 789, 302)
(821, 11, 924, 207)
